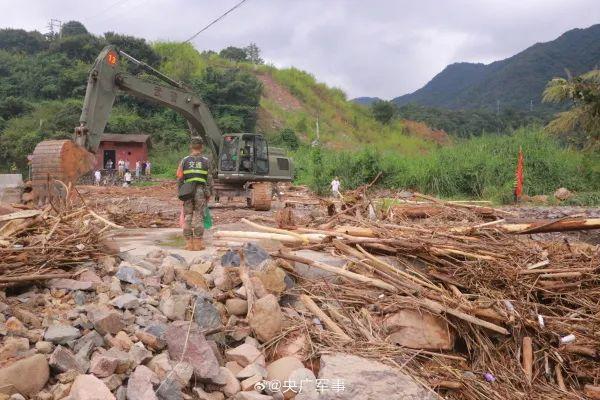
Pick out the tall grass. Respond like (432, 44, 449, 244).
(294, 128, 599, 203)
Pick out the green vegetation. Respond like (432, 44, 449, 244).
(294, 128, 599, 203)
(543, 69, 600, 147)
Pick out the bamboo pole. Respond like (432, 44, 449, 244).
(499, 218, 600, 234)
(523, 336, 533, 384)
(214, 231, 325, 244)
(300, 294, 352, 342)
(274, 251, 397, 292)
(240, 218, 309, 244)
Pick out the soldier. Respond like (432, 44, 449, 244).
(176, 137, 212, 250)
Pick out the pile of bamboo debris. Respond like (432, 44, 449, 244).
(216, 194, 600, 399)
(0, 191, 119, 287)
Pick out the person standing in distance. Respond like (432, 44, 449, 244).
(176, 137, 212, 250)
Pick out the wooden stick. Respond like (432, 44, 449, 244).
(300, 294, 352, 342)
(539, 272, 583, 279)
(523, 336, 533, 384)
(555, 364, 566, 391)
(214, 231, 325, 244)
(418, 297, 509, 335)
(584, 385, 600, 399)
(87, 210, 124, 229)
(499, 218, 600, 234)
(274, 251, 397, 292)
(241, 218, 309, 244)
(562, 344, 597, 358)
(0, 272, 73, 283)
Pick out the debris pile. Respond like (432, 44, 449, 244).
(215, 189, 600, 399)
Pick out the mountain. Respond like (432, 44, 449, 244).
(393, 24, 600, 111)
(351, 96, 381, 106)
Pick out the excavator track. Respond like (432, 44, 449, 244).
(31, 140, 95, 203)
(250, 182, 272, 211)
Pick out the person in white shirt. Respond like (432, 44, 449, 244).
(331, 177, 341, 198)
(94, 170, 101, 186)
(117, 160, 125, 178)
(135, 160, 141, 177)
(146, 161, 151, 176)
(124, 170, 132, 187)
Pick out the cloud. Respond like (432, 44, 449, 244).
(1, 0, 599, 98)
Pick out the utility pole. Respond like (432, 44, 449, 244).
(530, 99, 533, 112)
(315, 115, 320, 142)
(496, 100, 500, 116)
(47, 19, 62, 39)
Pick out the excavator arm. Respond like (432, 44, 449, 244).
(31, 46, 223, 201)
(77, 45, 222, 158)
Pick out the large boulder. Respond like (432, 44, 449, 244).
(248, 295, 282, 343)
(165, 321, 220, 380)
(383, 309, 454, 350)
(0, 354, 49, 396)
(316, 353, 436, 400)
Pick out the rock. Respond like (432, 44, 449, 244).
(115, 265, 143, 285)
(156, 377, 183, 400)
(237, 363, 267, 380)
(233, 392, 273, 400)
(50, 382, 72, 399)
(212, 266, 235, 291)
(44, 324, 81, 344)
(226, 361, 243, 375)
(250, 278, 269, 299)
(48, 279, 94, 291)
(225, 298, 248, 316)
(213, 367, 240, 397)
(116, 386, 127, 400)
(241, 375, 263, 392)
(104, 347, 131, 374)
(221, 250, 240, 267)
(172, 362, 193, 387)
(193, 296, 221, 331)
(162, 254, 187, 270)
(110, 294, 140, 310)
(289, 368, 317, 400)
(9, 394, 26, 400)
(49, 345, 87, 373)
(73, 331, 104, 357)
(317, 353, 436, 400)
(128, 343, 153, 366)
(0, 354, 49, 396)
(99, 256, 118, 273)
(102, 374, 123, 391)
(159, 295, 190, 321)
(165, 321, 220, 380)
(127, 365, 159, 400)
(148, 353, 172, 379)
(554, 187, 573, 201)
(5, 317, 25, 336)
(57, 370, 79, 384)
(12, 308, 42, 328)
(254, 264, 286, 296)
(190, 261, 212, 275)
(69, 374, 115, 400)
(249, 295, 282, 343)
(192, 387, 224, 400)
(109, 331, 134, 351)
(79, 270, 102, 283)
(178, 270, 208, 290)
(265, 356, 304, 399)
(88, 306, 125, 335)
(0, 337, 29, 361)
(136, 324, 167, 351)
(383, 309, 454, 350)
(225, 344, 265, 368)
(293, 250, 345, 281)
(162, 265, 175, 285)
(90, 353, 119, 378)
(241, 243, 270, 268)
(35, 340, 54, 354)
(110, 277, 123, 296)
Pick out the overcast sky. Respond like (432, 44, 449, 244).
(2, 0, 599, 98)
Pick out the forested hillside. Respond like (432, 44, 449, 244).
(393, 24, 600, 112)
(0, 22, 437, 173)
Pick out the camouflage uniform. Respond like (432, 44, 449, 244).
(178, 154, 212, 239)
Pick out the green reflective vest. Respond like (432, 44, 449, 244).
(182, 155, 209, 184)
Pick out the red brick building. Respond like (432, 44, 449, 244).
(95, 133, 151, 170)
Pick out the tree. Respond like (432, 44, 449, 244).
(219, 46, 247, 62)
(60, 21, 89, 37)
(543, 70, 600, 146)
(279, 128, 299, 150)
(0, 97, 33, 119)
(0, 29, 47, 54)
(244, 43, 263, 65)
(371, 100, 395, 124)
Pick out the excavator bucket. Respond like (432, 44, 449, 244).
(31, 139, 95, 204)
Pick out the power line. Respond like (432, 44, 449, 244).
(183, 0, 249, 43)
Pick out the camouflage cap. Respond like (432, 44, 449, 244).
(190, 137, 203, 146)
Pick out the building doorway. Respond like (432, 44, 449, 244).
(103, 150, 116, 169)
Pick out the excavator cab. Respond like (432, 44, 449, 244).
(219, 134, 269, 176)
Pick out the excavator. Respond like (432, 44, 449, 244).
(30, 45, 293, 210)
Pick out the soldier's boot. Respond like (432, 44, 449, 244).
(184, 238, 194, 250)
(193, 238, 206, 251)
